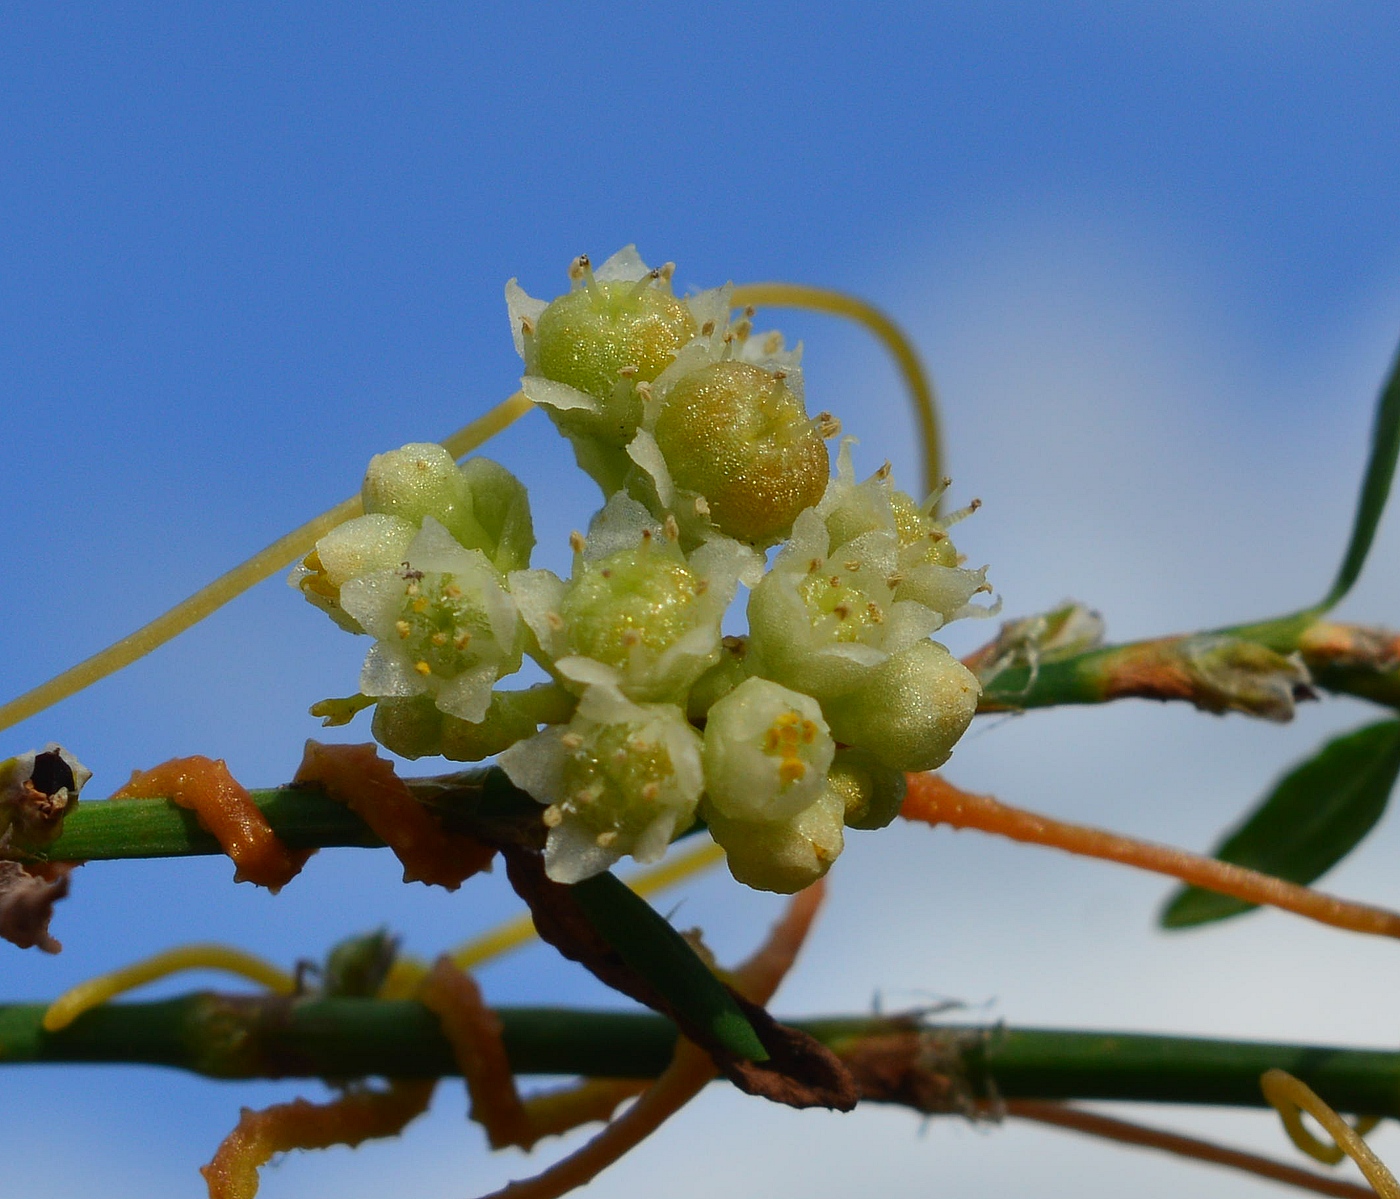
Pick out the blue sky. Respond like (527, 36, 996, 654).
(4, 5, 1400, 1196)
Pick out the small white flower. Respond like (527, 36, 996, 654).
(498, 683, 704, 883)
(510, 494, 759, 703)
(818, 439, 994, 624)
(747, 506, 942, 699)
(340, 517, 522, 724)
(702, 677, 835, 824)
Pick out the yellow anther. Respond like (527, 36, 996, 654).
(431, 632, 448, 646)
(596, 830, 619, 848)
(569, 531, 586, 553)
(778, 759, 807, 786)
(542, 804, 564, 828)
(395, 620, 411, 639)
(414, 660, 432, 676)
(412, 597, 429, 614)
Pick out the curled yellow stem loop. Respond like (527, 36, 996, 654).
(0, 391, 534, 734)
(730, 281, 942, 495)
(1262, 1069, 1399, 1197)
(42, 943, 296, 1032)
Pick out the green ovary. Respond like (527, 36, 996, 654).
(534, 283, 697, 446)
(559, 725, 677, 836)
(560, 553, 702, 668)
(795, 570, 882, 643)
(394, 575, 493, 679)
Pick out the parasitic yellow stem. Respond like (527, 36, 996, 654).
(730, 282, 942, 496)
(1263, 1070, 1400, 1197)
(42, 943, 296, 1032)
(0, 392, 533, 735)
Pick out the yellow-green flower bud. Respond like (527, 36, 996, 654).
(372, 684, 576, 762)
(822, 639, 980, 772)
(532, 282, 695, 446)
(826, 747, 907, 830)
(686, 636, 751, 723)
(363, 444, 535, 573)
(363, 443, 469, 531)
(652, 360, 829, 545)
(702, 678, 835, 824)
(703, 787, 845, 894)
(499, 684, 703, 883)
(507, 249, 703, 498)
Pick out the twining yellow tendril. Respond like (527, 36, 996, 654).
(0, 392, 533, 735)
(730, 282, 942, 496)
(45, 837, 726, 1019)
(42, 944, 297, 1032)
(1262, 1069, 1399, 1197)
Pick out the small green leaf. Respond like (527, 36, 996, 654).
(1162, 720, 1400, 928)
(1318, 342, 1400, 610)
(571, 870, 770, 1062)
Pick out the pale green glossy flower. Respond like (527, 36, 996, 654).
(511, 494, 759, 703)
(507, 247, 726, 494)
(818, 439, 992, 624)
(701, 677, 835, 824)
(702, 785, 846, 895)
(498, 683, 703, 883)
(746, 506, 942, 700)
(340, 517, 522, 724)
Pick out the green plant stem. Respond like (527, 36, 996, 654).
(4, 995, 1400, 1117)
(974, 617, 1400, 715)
(23, 770, 522, 864)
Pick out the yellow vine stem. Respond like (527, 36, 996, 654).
(42, 944, 297, 1032)
(1262, 1070, 1400, 1198)
(0, 392, 533, 736)
(730, 281, 943, 495)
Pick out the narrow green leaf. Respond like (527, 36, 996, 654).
(1162, 720, 1400, 928)
(571, 870, 770, 1062)
(1319, 341, 1400, 610)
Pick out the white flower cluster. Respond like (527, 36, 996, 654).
(295, 248, 992, 893)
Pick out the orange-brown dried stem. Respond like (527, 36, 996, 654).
(419, 957, 535, 1150)
(419, 956, 652, 1150)
(113, 757, 308, 891)
(201, 1080, 436, 1199)
(474, 882, 827, 1199)
(1007, 1100, 1377, 1199)
(902, 772, 1400, 942)
(293, 741, 493, 890)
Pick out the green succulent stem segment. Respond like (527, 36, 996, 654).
(7, 996, 1400, 1117)
(974, 617, 1400, 716)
